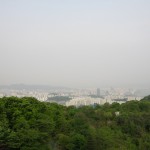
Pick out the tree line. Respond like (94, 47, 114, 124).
(0, 96, 150, 150)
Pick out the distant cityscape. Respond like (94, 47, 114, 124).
(0, 84, 150, 107)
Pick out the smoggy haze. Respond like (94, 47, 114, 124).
(0, 0, 150, 88)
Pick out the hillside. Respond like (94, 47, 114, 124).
(0, 96, 150, 150)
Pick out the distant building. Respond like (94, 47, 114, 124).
(112, 98, 127, 102)
(97, 88, 100, 97)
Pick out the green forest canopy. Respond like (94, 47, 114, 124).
(0, 96, 150, 150)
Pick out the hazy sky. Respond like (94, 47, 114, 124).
(0, 0, 150, 88)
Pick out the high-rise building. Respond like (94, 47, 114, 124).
(97, 88, 100, 97)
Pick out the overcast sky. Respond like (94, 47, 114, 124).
(0, 0, 150, 88)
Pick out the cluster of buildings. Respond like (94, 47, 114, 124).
(0, 89, 49, 101)
(65, 88, 142, 107)
(0, 86, 147, 107)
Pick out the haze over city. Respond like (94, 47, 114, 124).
(0, 0, 150, 88)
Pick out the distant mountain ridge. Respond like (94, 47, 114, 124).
(0, 84, 69, 90)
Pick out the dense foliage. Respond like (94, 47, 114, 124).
(0, 96, 150, 150)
